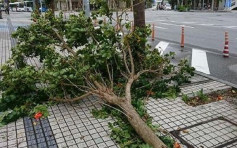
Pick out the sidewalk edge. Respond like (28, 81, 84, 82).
(195, 71, 237, 88)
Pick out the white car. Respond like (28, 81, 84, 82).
(151, 5, 157, 11)
(17, 7, 25, 11)
(165, 4, 172, 10)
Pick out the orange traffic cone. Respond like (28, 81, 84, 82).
(180, 27, 184, 48)
(223, 32, 229, 57)
(152, 24, 155, 41)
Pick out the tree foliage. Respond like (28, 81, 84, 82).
(0, 2, 194, 147)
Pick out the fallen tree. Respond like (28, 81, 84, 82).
(0, 4, 194, 148)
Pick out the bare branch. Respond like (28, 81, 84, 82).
(127, 43, 135, 75)
(106, 62, 113, 89)
(53, 29, 77, 56)
(50, 92, 92, 102)
(125, 77, 134, 103)
(136, 69, 159, 78)
(96, 101, 131, 119)
(121, 46, 131, 74)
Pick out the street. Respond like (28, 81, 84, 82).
(145, 10, 237, 55)
(142, 10, 237, 86)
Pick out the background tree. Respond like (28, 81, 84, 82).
(133, 0, 145, 28)
(45, 0, 55, 12)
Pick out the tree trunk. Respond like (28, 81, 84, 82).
(78, 0, 82, 9)
(35, 0, 40, 14)
(133, 0, 145, 28)
(48, 0, 55, 12)
(120, 101, 167, 148)
(211, 0, 214, 10)
(69, 0, 73, 11)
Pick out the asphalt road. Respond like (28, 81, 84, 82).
(144, 10, 237, 55)
(144, 10, 237, 86)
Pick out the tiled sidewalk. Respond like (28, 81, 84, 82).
(0, 74, 236, 148)
(0, 15, 237, 148)
(0, 18, 11, 66)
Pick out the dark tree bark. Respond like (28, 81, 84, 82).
(35, 0, 40, 15)
(48, 0, 55, 13)
(35, 0, 40, 10)
(133, 0, 145, 28)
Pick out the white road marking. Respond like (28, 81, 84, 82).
(155, 41, 169, 55)
(146, 20, 167, 23)
(191, 48, 210, 74)
(181, 22, 196, 24)
(224, 26, 237, 29)
(181, 25, 195, 29)
(199, 24, 214, 26)
(154, 26, 168, 29)
(160, 22, 194, 28)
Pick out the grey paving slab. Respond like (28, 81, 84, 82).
(180, 80, 232, 96)
(0, 20, 11, 66)
(147, 79, 237, 148)
(179, 119, 237, 148)
(47, 96, 119, 148)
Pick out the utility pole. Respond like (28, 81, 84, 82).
(202, 0, 204, 9)
(0, 10, 2, 19)
(69, 0, 72, 11)
(83, 0, 90, 17)
(211, 0, 214, 10)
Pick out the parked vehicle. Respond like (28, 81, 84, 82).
(9, 2, 24, 11)
(164, 3, 172, 10)
(24, 1, 33, 12)
(39, 7, 48, 12)
(151, 4, 157, 10)
(9, 1, 33, 12)
(0, 3, 5, 11)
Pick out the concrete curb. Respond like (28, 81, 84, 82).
(195, 71, 237, 89)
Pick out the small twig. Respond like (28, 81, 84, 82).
(106, 61, 113, 89)
(96, 101, 131, 119)
(50, 92, 92, 102)
(53, 29, 77, 56)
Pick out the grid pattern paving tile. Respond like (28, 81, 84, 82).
(24, 117, 57, 148)
(188, 75, 209, 83)
(223, 142, 237, 148)
(48, 96, 119, 148)
(0, 20, 11, 66)
(180, 119, 237, 148)
(147, 79, 237, 148)
(147, 98, 237, 131)
(0, 119, 27, 148)
(180, 80, 231, 96)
